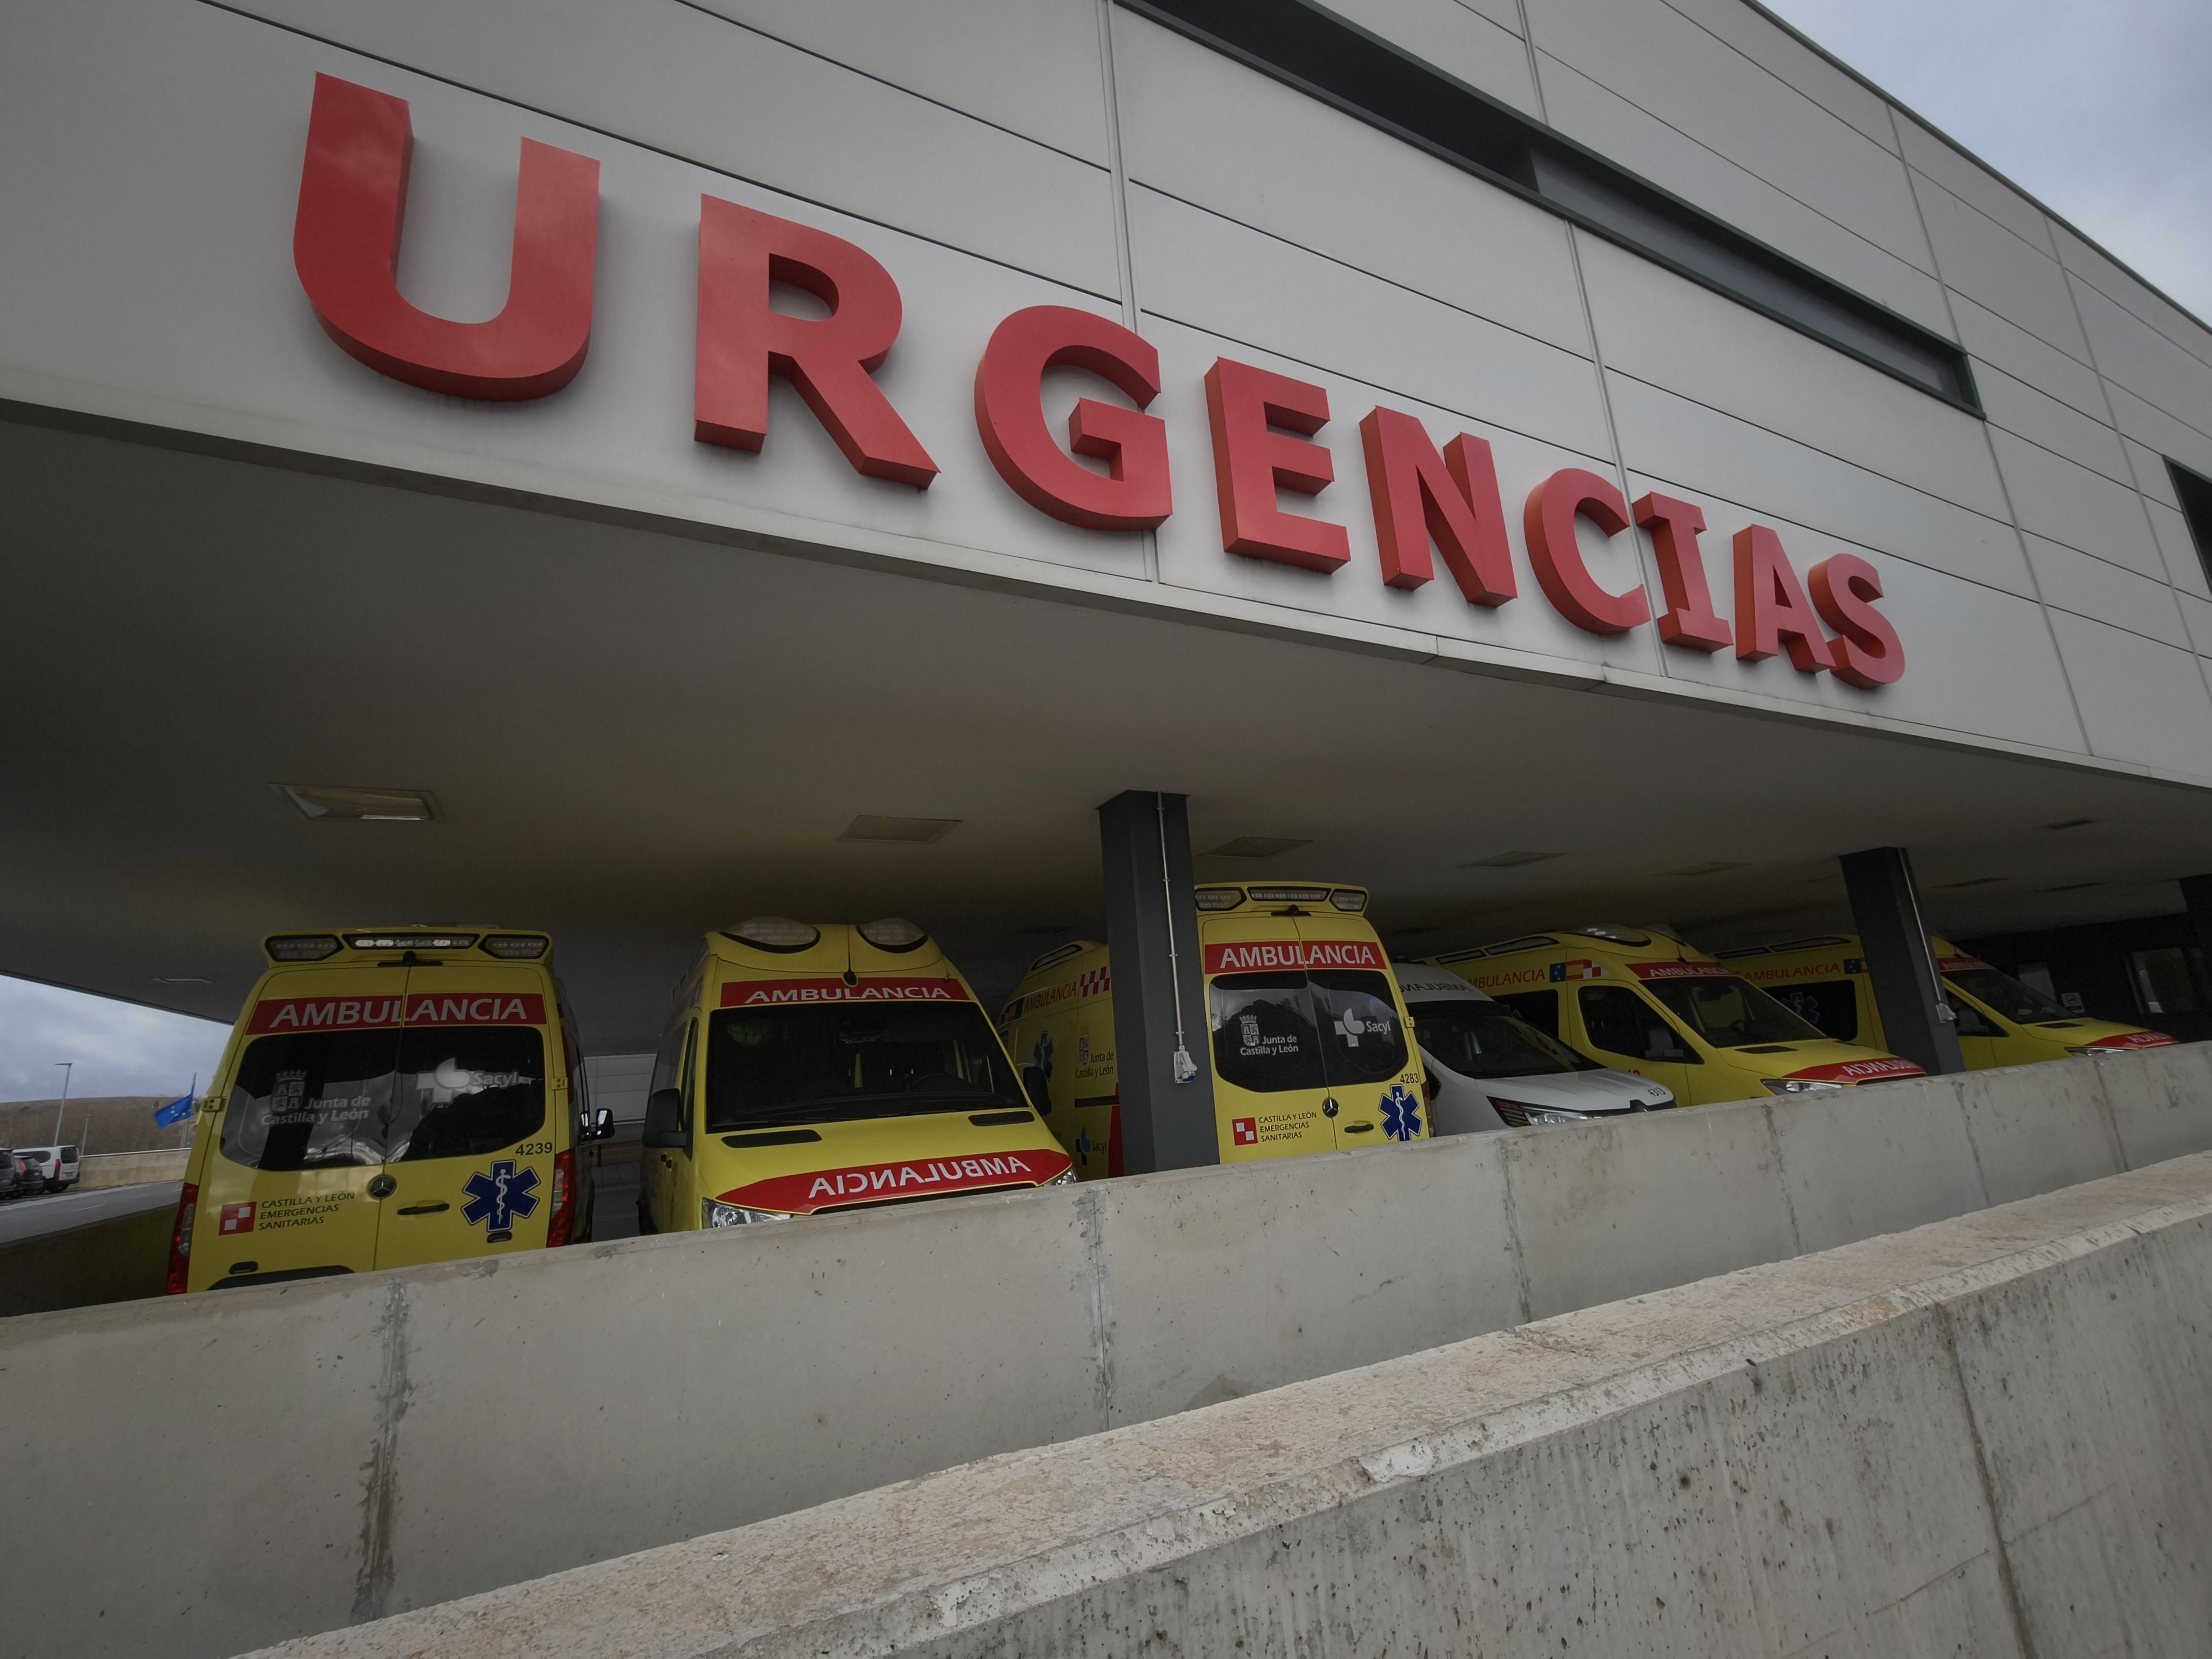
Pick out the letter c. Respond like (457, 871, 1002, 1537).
(1523, 469, 1651, 635)
(975, 306, 1171, 531)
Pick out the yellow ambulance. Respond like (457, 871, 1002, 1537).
(168, 928, 612, 1293)
(1432, 925, 1924, 1105)
(637, 918, 1071, 1230)
(997, 881, 1428, 1177)
(1722, 934, 2175, 1069)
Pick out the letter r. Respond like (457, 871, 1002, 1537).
(694, 198, 938, 488)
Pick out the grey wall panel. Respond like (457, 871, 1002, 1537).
(2177, 591, 2212, 660)
(2070, 278, 2212, 444)
(2021, 535, 2189, 650)
(683, 0, 1114, 163)
(2050, 221, 2212, 374)
(1139, 315, 1672, 676)
(1988, 428, 2167, 578)
(1535, 54, 1952, 336)
(1125, 186, 1610, 456)
(1522, 0, 1932, 268)
(1578, 235, 2003, 520)
(218, 0, 1121, 294)
(1111, 12, 1593, 355)
(2047, 610, 2212, 777)
(1656, 0, 1902, 153)
(1622, 483, 2087, 754)
(1319, 0, 1542, 114)
(1608, 374, 2033, 596)
(1892, 113, 2056, 255)
(1973, 365, 2131, 487)
(1910, 175, 2092, 362)
(1950, 294, 2112, 423)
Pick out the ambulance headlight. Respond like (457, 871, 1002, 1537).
(703, 1200, 790, 1228)
(857, 918, 928, 952)
(1042, 1168, 1077, 1188)
(1762, 1077, 1843, 1095)
(266, 934, 342, 962)
(725, 918, 821, 954)
(1523, 1106, 1591, 1125)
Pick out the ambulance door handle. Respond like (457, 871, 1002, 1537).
(396, 1201, 449, 1215)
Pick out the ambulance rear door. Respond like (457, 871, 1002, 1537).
(193, 967, 399, 1287)
(372, 966, 558, 1271)
(1202, 918, 1339, 1159)
(1297, 923, 1422, 1143)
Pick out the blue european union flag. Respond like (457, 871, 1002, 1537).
(154, 1092, 195, 1128)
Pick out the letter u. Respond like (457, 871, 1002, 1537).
(293, 73, 599, 400)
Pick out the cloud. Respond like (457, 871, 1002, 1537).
(0, 976, 230, 1103)
(1764, 0, 2212, 320)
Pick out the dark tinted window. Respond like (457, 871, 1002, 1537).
(1491, 989, 1559, 1036)
(705, 1004, 1023, 1131)
(388, 1030, 546, 1162)
(1211, 973, 1327, 1094)
(222, 1031, 400, 1171)
(1411, 1001, 1597, 1077)
(1946, 992, 1999, 1037)
(1770, 979, 1858, 1042)
(60, 1146, 77, 1159)
(1643, 976, 1822, 1047)
(1945, 968, 2067, 1027)
(1578, 986, 1697, 1063)
(1310, 970, 1411, 1084)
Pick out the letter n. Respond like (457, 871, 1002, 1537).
(694, 198, 938, 487)
(292, 74, 599, 400)
(1359, 408, 1514, 604)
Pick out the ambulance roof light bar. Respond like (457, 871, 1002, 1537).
(480, 934, 550, 960)
(266, 934, 342, 962)
(347, 933, 476, 952)
(855, 918, 928, 952)
(724, 918, 821, 954)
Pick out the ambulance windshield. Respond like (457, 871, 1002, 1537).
(1943, 967, 2067, 1026)
(705, 1004, 1025, 1130)
(1408, 1000, 1600, 1077)
(1209, 970, 1411, 1091)
(1642, 976, 1823, 1048)
(221, 1029, 546, 1170)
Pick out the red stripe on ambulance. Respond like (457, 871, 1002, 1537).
(718, 1147, 1072, 1213)
(246, 993, 543, 1033)
(1203, 939, 1384, 974)
(719, 978, 969, 1007)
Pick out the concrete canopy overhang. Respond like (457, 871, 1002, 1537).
(9, 414, 2212, 1052)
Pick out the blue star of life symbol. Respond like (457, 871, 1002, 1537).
(1379, 1083, 1421, 1142)
(1074, 1127, 1095, 1167)
(461, 1158, 541, 1231)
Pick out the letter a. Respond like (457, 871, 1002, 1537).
(293, 74, 599, 400)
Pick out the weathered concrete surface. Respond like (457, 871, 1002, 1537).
(0, 1180, 176, 1314)
(6, 1047, 2212, 1658)
(75, 1146, 190, 1189)
(253, 1154, 2212, 1658)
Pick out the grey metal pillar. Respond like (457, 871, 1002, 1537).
(1097, 790, 1219, 1172)
(1840, 846, 1965, 1075)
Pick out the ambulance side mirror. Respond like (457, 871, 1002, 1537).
(642, 1088, 687, 1149)
(1021, 1065, 1053, 1116)
(583, 1105, 615, 1142)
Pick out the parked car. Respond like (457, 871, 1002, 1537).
(16, 1145, 80, 1192)
(1394, 966, 1677, 1129)
(0, 1151, 35, 1200)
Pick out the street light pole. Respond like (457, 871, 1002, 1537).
(52, 1061, 72, 1144)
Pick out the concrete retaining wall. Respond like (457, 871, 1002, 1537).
(262, 1152, 2212, 1658)
(75, 1147, 190, 1189)
(8, 1046, 2212, 1658)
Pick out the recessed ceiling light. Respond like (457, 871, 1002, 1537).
(1461, 850, 1559, 868)
(1663, 861, 1747, 877)
(2038, 880, 2100, 893)
(276, 785, 439, 822)
(2038, 818, 2098, 831)
(153, 976, 211, 985)
(1206, 836, 1313, 859)
(1932, 876, 2005, 889)
(839, 814, 959, 844)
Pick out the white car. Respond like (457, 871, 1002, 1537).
(16, 1144, 80, 1192)
(1395, 966, 1676, 1130)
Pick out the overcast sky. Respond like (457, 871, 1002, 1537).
(0, 976, 227, 1104)
(1764, 0, 2212, 321)
(2, 0, 2206, 1104)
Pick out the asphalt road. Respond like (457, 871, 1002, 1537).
(0, 1181, 179, 1247)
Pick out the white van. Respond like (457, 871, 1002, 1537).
(1395, 965, 1677, 1131)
